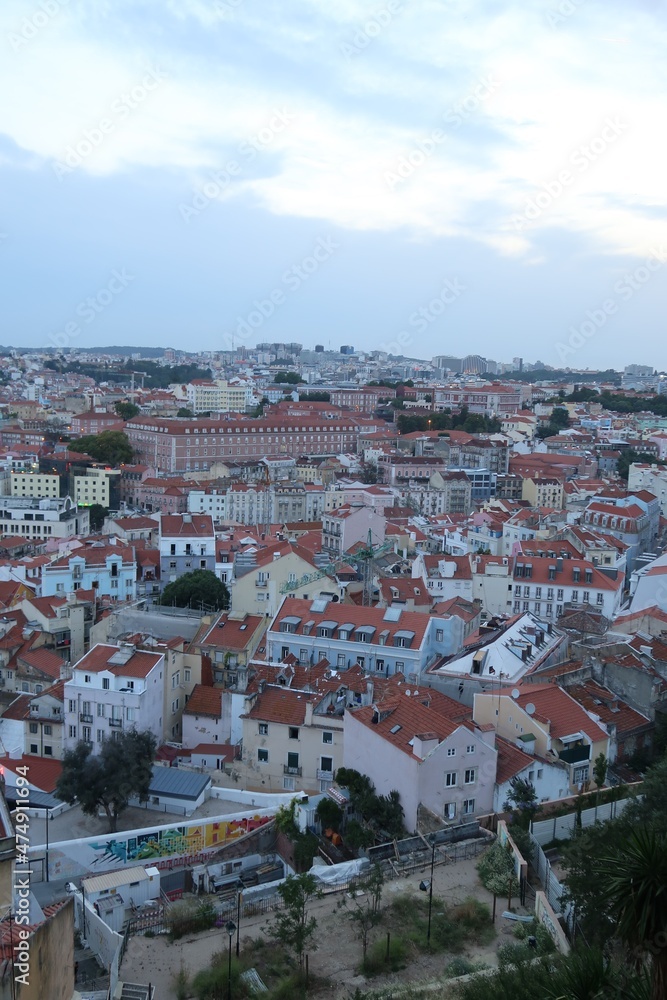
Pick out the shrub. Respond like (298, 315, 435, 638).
(362, 935, 409, 975)
(445, 956, 477, 978)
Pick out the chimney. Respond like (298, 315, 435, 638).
(304, 701, 313, 726)
(556, 557, 563, 573)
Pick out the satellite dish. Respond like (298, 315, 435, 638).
(511, 688, 521, 700)
(526, 703, 536, 716)
(405, 689, 411, 696)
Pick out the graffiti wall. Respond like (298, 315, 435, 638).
(31, 809, 275, 881)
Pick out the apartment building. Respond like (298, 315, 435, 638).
(186, 379, 254, 414)
(473, 684, 610, 793)
(11, 472, 60, 499)
(267, 596, 463, 679)
(0, 496, 89, 540)
(521, 477, 565, 509)
(344, 688, 497, 831)
(231, 541, 340, 618)
(41, 543, 137, 601)
(159, 513, 216, 587)
(321, 504, 386, 558)
(63, 642, 165, 752)
(510, 553, 623, 622)
(73, 467, 121, 509)
(126, 415, 363, 473)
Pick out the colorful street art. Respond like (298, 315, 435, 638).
(34, 810, 275, 881)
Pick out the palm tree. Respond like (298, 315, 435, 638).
(593, 828, 667, 1000)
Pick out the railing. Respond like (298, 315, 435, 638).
(79, 713, 93, 723)
(283, 764, 302, 776)
(316, 769, 333, 781)
(108, 718, 123, 727)
(254, 580, 268, 587)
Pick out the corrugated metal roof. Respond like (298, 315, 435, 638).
(83, 866, 149, 893)
(148, 764, 211, 801)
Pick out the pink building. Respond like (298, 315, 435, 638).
(344, 688, 497, 831)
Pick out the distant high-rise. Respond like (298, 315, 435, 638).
(340, 345, 355, 355)
(461, 354, 487, 374)
(432, 355, 464, 372)
(315, 344, 324, 352)
(625, 364, 654, 376)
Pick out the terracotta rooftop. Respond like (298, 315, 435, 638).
(514, 683, 609, 743)
(73, 643, 163, 679)
(183, 684, 222, 718)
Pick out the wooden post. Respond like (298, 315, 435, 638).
(386, 931, 391, 962)
(508, 874, 513, 912)
(305, 954, 309, 985)
(492, 893, 497, 922)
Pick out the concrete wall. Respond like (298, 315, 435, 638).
(0, 897, 75, 1000)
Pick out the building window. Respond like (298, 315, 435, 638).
(185, 669, 191, 682)
(573, 765, 589, 784)
(257, 748, 269, 763)
(320, 756, 333, 773)
(43, 725, 52, 736)
(30, 744, 38, 754)
(447, 747, 456, 757)
(84, 674, 91, 683)
(436, 629, 444, 641)
(463, 798, 475, 815)
(445, 771, 457, 787)
(466, 744, 475, 754)
(29, 723, 38, 734)
(44, 746, 53, 756)
(102, 677, 110, 690)
(464, 768, 476, 784)
(288, 727, 299, 740)
(322, 731, 333, 744)
(69, 725, 77, 739)
(259, 723, 268, 736)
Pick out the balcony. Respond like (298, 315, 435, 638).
(108, 718, 123, 728)
(255, 579, 268, 588)
(79, 713, 93, 724)
(283, 764, 302, 777)
(316, 769, 333, 781)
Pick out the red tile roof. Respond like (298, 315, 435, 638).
(1, 694, 31, 721)
(73, 643, 163, 678)
(17, 647, 65, 679)
(0, 754, 62, 792)
(272, 597, 435, 648)
(183, 684, 222, 718)
(515, 684, 609, 743)
(160, 514, 214, 537)
(347, 687, 473, 759)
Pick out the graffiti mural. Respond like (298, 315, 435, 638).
(36, 811, 274, 881)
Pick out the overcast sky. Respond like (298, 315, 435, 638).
(1, 0, 665, 368)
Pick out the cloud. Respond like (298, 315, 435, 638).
(1, 0, 665, 261)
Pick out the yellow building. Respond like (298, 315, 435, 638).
(521, 477, 564, 509)
(73, 468, 121, 508)
(11, 473, 60, 499)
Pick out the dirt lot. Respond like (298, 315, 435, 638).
(120, 855, 531, 998)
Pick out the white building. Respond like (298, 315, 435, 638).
(0, 496, 89, 540)
(63, 642, 165, 752)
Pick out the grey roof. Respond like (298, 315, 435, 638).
(148, 764, 211, 801)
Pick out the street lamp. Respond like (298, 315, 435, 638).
(419, 835, 437, 946)
(225, 919, 236, 1000)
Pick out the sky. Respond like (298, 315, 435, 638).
(1, 0, 666, 368)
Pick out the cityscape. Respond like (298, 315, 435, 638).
(0, 344, 663, 997)
(2, 1, 666, 999)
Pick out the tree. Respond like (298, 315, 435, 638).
(477, 841, 516, 897)
(159, 570, 230, 611)
(273, 371, 304, 384)
(358, 458, 378, 484)
(270, 873, 322, 971)
(88, 503, 109, 532)
(176, 407, 194, 418)
(56, 729, 157, 832)
(69, 431, 134, 466)
(593, 752, 608, 792)
(338, 863, 385, 961)
(624, 752, 667, 834)
(115, 401, 140, 420)
(503, 776, 538, 829)
(561, 820, 630, 947)
(315, 797, 342, 832)
(593, 828, 667, 1000)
